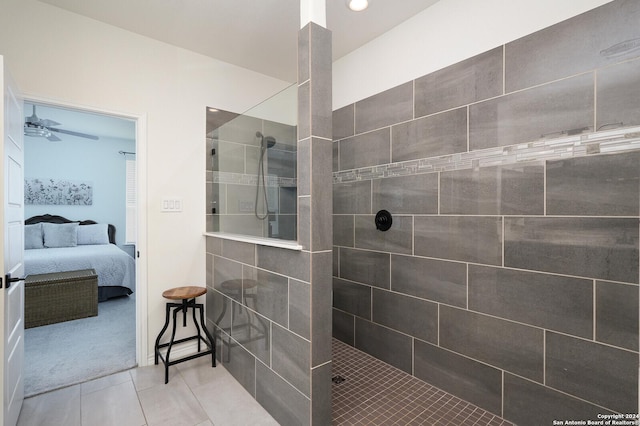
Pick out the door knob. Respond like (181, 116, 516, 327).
(3, 273, 25, 289)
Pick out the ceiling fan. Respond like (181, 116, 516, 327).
(24, 105, 99, 141)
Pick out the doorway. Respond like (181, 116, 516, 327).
(21, 100, 142, 396)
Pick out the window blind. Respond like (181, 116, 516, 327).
(125, 159, 136, 244)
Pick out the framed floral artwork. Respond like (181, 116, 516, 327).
(25, 178, 93, 205)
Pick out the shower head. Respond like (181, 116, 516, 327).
(256, 131, 276, 149)
(264, 136, 276, 149)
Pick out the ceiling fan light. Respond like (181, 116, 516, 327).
(24, 124, 51, 138)
(348, 0, 368, 12)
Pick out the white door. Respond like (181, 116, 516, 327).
(0, 55, 25, 426)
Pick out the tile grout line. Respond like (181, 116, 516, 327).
(543, 330, 546, 386)
(593, 280, 597, 342)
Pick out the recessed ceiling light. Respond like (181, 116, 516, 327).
(348, 0, 368, 12)
(208, 107, 219, 112)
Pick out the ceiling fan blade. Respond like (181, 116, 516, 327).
(48, 127, 99, 140)
(46, 133, 62, 142)
(38, 118, 61, 127)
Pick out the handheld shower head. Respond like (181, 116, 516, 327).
(254, 131, 276, 220)
(255, 131, 276, 149)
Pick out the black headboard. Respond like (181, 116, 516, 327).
(25, 214, 116, 245)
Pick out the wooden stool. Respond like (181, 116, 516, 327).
(154, 286, 216, 383)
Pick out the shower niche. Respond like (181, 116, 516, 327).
(206, 84, 298, 241)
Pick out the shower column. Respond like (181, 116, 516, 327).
(298, 1, 333, 424)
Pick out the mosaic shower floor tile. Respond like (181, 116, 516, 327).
(332, 338, 514, 426)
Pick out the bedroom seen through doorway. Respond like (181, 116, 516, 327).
(22, 101, 138, 396)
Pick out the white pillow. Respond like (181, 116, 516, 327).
(25, 223, 44, 249)
(42, 222, 78, 248)
(77, 223, 110, 245)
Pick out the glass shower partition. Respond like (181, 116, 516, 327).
(207, 84, 297, 241)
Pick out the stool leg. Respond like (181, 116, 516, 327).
(198, 304, 217, 367)
(254, 310, 270, 350)
(154, 302, 172, 365)
(215, 297, 229, 333)
(165, 305, 181, 384)
(182, 299, 188, 327)
(214, 297, 230, 361)
(192, 301, 202, 352)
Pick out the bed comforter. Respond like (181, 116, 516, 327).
(24, 244, 135, 297)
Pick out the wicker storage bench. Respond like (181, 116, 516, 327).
(25, 269, 98, 328)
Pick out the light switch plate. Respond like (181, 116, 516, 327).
(161, 198, 183, 212)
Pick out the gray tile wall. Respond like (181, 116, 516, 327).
(332, 1, 640, 423)
(392, 107, 468, 161)
(207, 22, 332, 425)
(414, 47, 503, 118)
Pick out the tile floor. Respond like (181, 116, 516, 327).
(332, 339, 514, 426)
(17, 357, 278, 426)
(19, 340, 515, 426)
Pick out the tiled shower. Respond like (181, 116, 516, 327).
(206, 1, 639, 424)
(332, 0, 639, 424)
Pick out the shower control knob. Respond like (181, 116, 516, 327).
(375, 210, 393, 232)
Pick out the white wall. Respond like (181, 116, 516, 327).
(0, 0, 290, 360)
(24, 135, 135, 246)
(333, 0, 614, 108)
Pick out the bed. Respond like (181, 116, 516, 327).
(24, 214, 135, 302)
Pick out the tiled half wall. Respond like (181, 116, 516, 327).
(206, 22, 333, 425)
(332, 1, 640, 425)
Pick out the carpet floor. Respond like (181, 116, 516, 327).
(24, 293, 136, 397)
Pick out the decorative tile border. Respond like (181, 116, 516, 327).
(215, 126, 640, 187)
(213, 172, 297, 188)
(334, 126, 640, 183)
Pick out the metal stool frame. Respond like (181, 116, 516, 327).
(154, 297, 216, 384)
